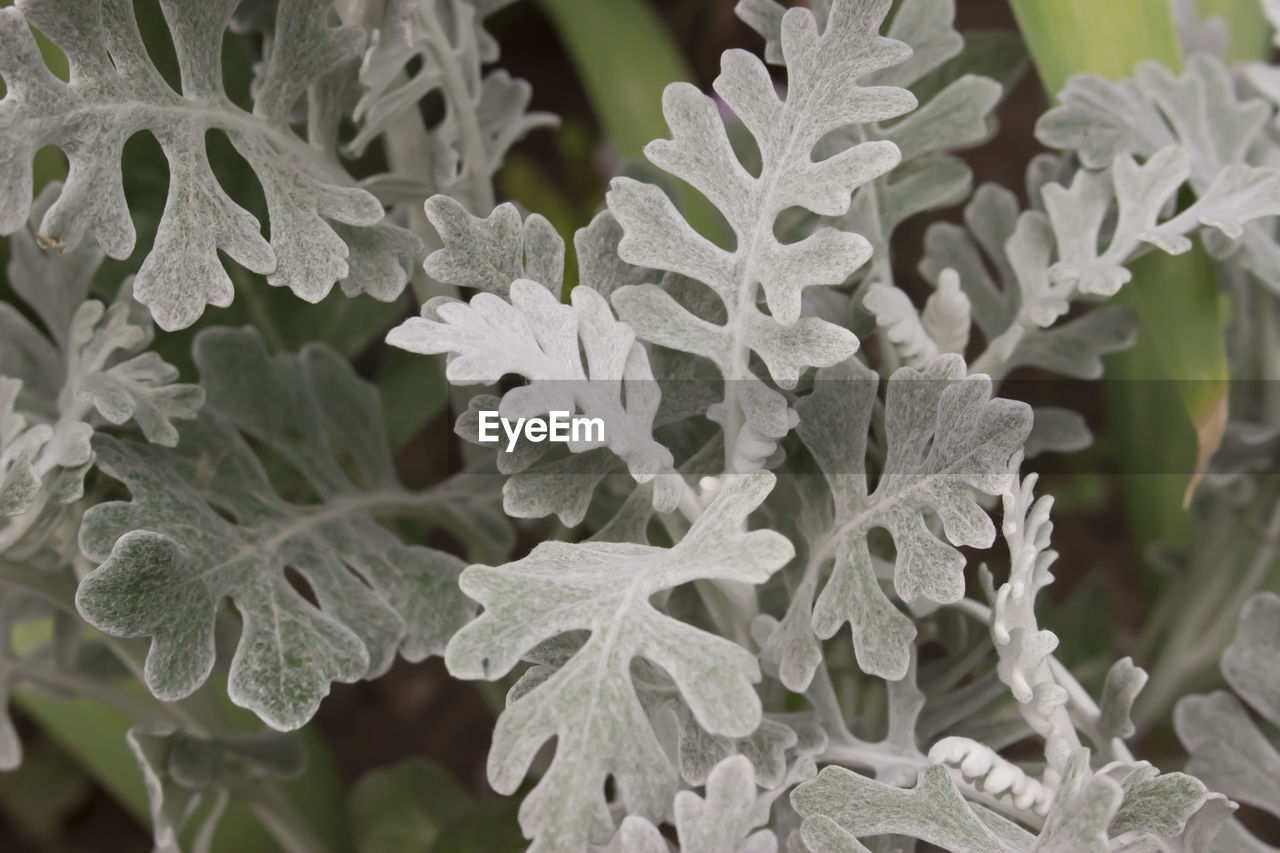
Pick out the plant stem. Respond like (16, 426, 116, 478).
(419, 3, 494, 216)
(7, 660, 172, 725)
(1134, 493, 1280, 731)
(247, 781, 336, 853)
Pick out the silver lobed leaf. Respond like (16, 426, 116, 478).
(793, 355, 1030, 683)
(444, 472, 793, 851)
(1038, 54, 1280, 294)
(75, 327, 477, 730)
(419, 195, 564, 298)
(1, 188, 201, 552)
(0, 0, 420, 330)
(608, 0, 908, 426)
(388, 279, 677, 510)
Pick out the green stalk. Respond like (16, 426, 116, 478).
(537, 0, 692, 161)
(536, 0, 725, 242)
(1009, 0, 1183, 95)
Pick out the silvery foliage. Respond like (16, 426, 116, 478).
(887, 19, 1280, 458)
(922, 136, 1280, 451)
(346, 0, 556, 209)
(605, 0, 920, 475)
(2, 0, 1278, 851)
(771, 355, 1030, 687)
(392, 0, 1251, 849)
(388, 199, 683, 518)
(74, 326, 488, 730)
(446, 472, 791, 851)
(1177, 593, 1280, 853)
(373, 0, 1280, 845)
(792, 466, 1231, 853)
(1037, 50, 1280, 293)
(0, 189, 198, 777)
(1, 186, 203, 556)
(1, 0, 549, 847)
(920, 162, 1141, 448)
(0, 0, 421, 331)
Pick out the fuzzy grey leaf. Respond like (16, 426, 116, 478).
(65, 301, 206, 447)
(2, 184, 102, 369)
(5, 187, 205, 445)
(76, 328, 475, 730)
(0, 379, 53, 519)
(1033, 752, 1124, 853)
(445, 472, 792, 851)
(0, 0, 418, 330)
(421, 196, 564, 297)
(501, 449, 617, 527)
(672, 755, 778, 853)
(1098, 657, 1147, 741)
(1, 196, 200, 551)
(389, 279, 676, 503)
(1103, 763, 1217, 840)
(1038, 57, 1265, 181)
(1222, 592, 1280, 724)
(575, 210, 651, 300)
(794, 765, 1025, 853)
(1179, 691, 1280, 818)
(635, 656, 799, 790)
(1038, 54, 1280, 293)
(609, 0, 909, 411)
(798, 356, 1029, 681)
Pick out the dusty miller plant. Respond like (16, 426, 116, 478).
(1, 0, 1279, 851)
